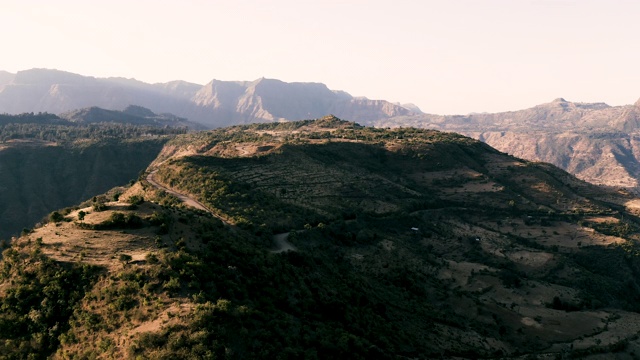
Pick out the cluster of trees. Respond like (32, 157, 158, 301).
(0, 123, 186, 144)
(0, 243, 101, 358)
(0, 112, 62, 125)
(154, 159, 326, 234)
(586, 220, 635, 238)
(77, 212, 144, 230)
(120, 213, 436, 359)
(0, 111, 188, 145)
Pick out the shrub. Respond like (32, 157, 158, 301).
(93, 202, 108, 212)
(49, 211, 65, 223)
(119, 254, 132, 265)
(128, 195, 144, 205)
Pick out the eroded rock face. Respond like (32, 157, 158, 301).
(467, 131, 640, 188)
(374, 98, 640, 191)
(191, 78, 416, 126)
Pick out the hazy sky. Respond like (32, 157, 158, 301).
(2, 0, 640, 114)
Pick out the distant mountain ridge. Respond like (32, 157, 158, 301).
(0, 69, 420, 128)
(60, 105, 203, 129)
(374, 98, 640, 190)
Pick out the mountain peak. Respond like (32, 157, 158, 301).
(396, 102, 423, 113)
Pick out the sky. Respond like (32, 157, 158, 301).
(2, 0, 640, 115)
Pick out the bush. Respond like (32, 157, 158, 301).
(49, 211, 65, 223)
(0, 250, 101, 357)
(93, 202, 108, 212)
(108, 212, 143, 229)
(119, 254, 132, 264)
(128, 195, 144, 205)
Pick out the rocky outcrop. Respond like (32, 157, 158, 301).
(191, 78, 416, 126)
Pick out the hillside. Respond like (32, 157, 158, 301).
(0, 114, 186, 240)
(60, 105, 204, 129)
(5, 117, 640, 358)
(374, 98, 640, 191)
(0, 69, 419, 128)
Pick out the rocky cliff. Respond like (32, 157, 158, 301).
(375, 98, 640, 191)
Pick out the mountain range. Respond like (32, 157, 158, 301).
(6, 68, 640, 194)
(0, 69, 418, 128)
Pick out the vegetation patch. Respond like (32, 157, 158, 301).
(0, 245, 102, 358)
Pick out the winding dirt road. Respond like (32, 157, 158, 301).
(146, 171, 210, 212)
(145, 171, 296, 253)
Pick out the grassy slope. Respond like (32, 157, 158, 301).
(4, 118, 640, 358)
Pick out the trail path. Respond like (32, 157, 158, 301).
(146, 171, 210, 212)
(145, 171, 296, 252)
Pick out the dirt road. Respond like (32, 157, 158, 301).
(146, 171, 210, 212)
(145, 171, 296, 253)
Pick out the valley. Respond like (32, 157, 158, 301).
(0, 112, 186, 240)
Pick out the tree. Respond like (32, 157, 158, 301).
(78, 211, 86, 221)
(49, 211, 64, 223)
(93, 202, 107, 212)
(119, 254, 132, 267)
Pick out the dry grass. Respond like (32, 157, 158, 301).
(8, 193, 211, 358)
(129, 301, 195, 336)
(23, 201, 162, 271)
